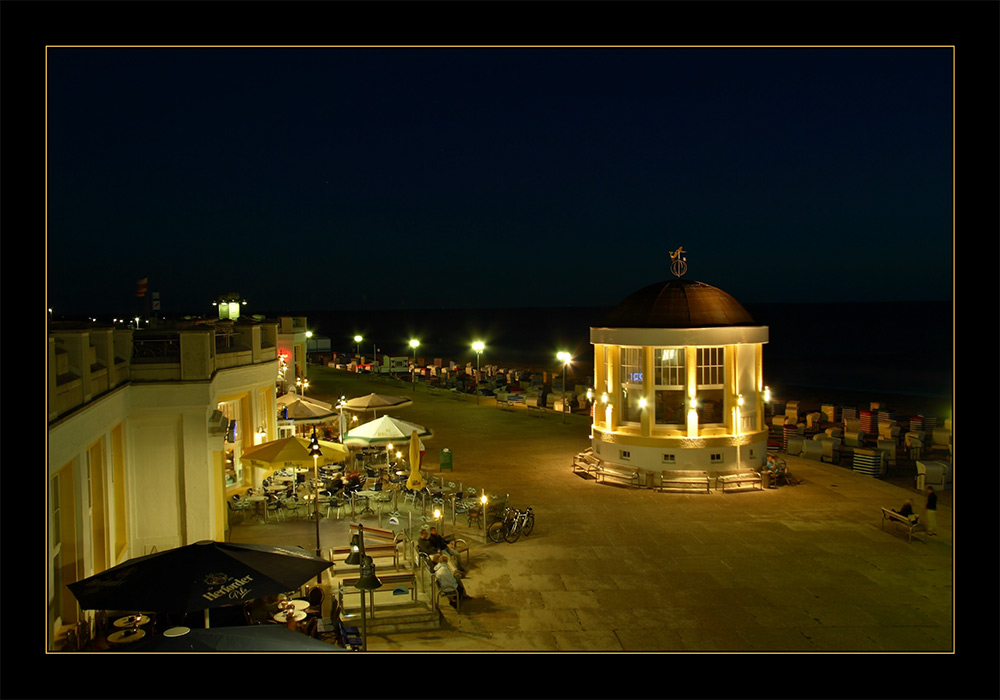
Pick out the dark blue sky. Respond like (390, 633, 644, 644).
(46, 46, 953, 317)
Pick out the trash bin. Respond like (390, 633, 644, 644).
(761, 472, 771, 489)
(440, 448, 453, 472)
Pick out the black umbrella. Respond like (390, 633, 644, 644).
(67, 541, 331, 625)
(122, 624, 344, 652)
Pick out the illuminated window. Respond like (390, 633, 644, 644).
(218, 399, 244, 485)
(654, 348, 686, 425)
(696, 347, 725, 424)
(697, 347, 725, 387)
(619, 347, 643, 424)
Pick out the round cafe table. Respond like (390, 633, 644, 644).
(280, 599, 310, 612)
(245, 495, 268, 521)
(272, 610, 307, 623)
(107, 628, 146, 645)
(113, 614, 150, 628)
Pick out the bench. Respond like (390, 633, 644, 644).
(597, 464, 641, 488)
(411, 536, 471, 568)
(716, 470, 763, 492)
(527, 404, 545, 417)
(349, 522, 405, 545)
(659, 470, 711, 494)
(572, 451, 604, 476)
(880, 508, 925, 543)
(338, 571, 418, 616)
(329, 543, 401, 573)
(496, 399, 513, 411)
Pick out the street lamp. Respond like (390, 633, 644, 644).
(409, 339, 420, 388)
(472, 341, 485, 405)
(308, 432, 323, 583)
(354, 335, 363, 367)
(557, 351, 572, 423)
(348, 523, 381, 651)
(296, 377, 309, 397)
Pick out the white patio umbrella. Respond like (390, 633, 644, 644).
(340, 393, 412, 418)
(342, 415, 431, 447)
(277, 394, 338, 422)
(278, 393, 333, 410)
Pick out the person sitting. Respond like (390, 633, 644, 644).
(894, 498, 917, 522)
(766, 454, 800, 486)
(428, 527, 465, 572)
(344, 472, 362, 495)
(416, 529, 438, 559)
(434, 555, 470, 606)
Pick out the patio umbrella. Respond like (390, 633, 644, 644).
(277, 393, 333, 411)
(67, 541, 332, 627)
(239, 436, 348, 472)
(341, 393, 412, 418)
(342, 415, 431, 447)
(277, 395, 338, 423)
(406, 429, 426, 490)
(124, 624, 345, 652)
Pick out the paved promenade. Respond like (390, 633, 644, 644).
(233, 366, 954, 655)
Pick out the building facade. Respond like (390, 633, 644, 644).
(590, 276, 769, 479)
(46, 316, 291, 650)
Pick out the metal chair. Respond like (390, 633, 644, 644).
(265, 495, 284, 521)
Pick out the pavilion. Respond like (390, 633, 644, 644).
(589, 250, 769, 479)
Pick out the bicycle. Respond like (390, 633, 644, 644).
(503, 507, 534, 543)
(486, 507, 514, 543)
(487, 506, 534, 543)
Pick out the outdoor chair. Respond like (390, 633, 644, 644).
(284, 497, 303, 520)
(304, 586, 324, 619)
(266, 496, 284, 521)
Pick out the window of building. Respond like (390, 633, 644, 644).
(619, 450, 631, 460)
(218, 399, 245, 485)
(697, 347, 725, 387)
(619, 346, 643, 424)
(654, 347, 686, 425)
(696, 347, 725, 425)
(662, 453, 676, 464)
(710, 453, 723, 463)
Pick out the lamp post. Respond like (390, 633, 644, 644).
(557, 351, 571, 423)
(354, 335, 363, 368)
(409, 339, 420, 389)
(472, 341, 484, 405)
(480, 493, 489, 544)
(308, 432, 323, 583)
(346, 523, 380, 651)
(296, 377, 309, 398)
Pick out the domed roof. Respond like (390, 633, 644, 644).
(600, 279, 756, 329)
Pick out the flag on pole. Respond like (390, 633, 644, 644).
(136, 278, 148, 297)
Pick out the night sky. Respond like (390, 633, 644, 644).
(45, 45, 955, 318)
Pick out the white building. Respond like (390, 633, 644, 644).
(46, 315, 293, 650)
(590, 273, 769, 480)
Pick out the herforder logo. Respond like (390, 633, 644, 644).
(201, 573, 254, 602)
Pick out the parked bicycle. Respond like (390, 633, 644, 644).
(487, 506, 534, 543)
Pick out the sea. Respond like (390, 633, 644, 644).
(291, 301, 953, 415)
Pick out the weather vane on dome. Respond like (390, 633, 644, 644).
(669, 246, 687, 278)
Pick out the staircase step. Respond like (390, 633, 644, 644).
(341, 602, 442, 634)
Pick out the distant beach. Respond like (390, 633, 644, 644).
(293, 300, 953, 423)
